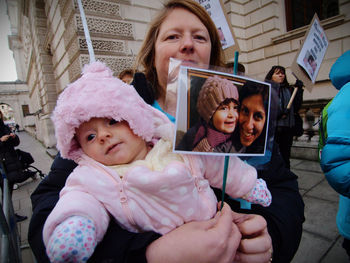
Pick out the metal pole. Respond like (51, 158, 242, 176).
(1, 160, 21, 262)
(77, 0, 95, 63)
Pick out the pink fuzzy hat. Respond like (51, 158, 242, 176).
(52, 61, 172, 162)
(197, 75, 239, 123)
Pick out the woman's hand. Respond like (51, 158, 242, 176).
(1, 134, 11, 142)
(146, 202, 241, 263)
(232, 212, 273, 263)
(294, 79, 304, 89)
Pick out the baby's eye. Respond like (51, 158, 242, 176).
(87, 134, 96, 141)
(109, 119, 118, 125)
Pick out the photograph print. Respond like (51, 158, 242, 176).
(174, 67, 271, 156)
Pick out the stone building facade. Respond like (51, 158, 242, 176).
(0, 81, 35, 131)
(4, 0, 350, 149)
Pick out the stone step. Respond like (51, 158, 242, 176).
(291, 135, 319, 161)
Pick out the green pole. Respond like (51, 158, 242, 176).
(220, 51, 239, 210)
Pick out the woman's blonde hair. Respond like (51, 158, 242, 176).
(136, 0, 223, 98)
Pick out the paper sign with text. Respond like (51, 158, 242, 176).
(292, 14, 329, 90)
(196, 0, 240, 62)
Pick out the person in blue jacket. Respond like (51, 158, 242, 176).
(320, 49, 350, 259)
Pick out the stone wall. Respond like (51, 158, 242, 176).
(5, 0, 350, 149)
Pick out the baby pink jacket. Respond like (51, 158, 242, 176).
(43, 147, 257, 246)
(45, 61, 270, 249)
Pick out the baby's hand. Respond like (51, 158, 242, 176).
(46, 216, 97, 263)
(244, 178, 272, 207)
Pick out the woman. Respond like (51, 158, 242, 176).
(229, 80, 305, 262)
(29, 1, 303, 262)
(235, 81, 269, 153)
(265, 65, 304, 168)
(0, 110, 28, 222)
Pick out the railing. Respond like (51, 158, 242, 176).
(0, 160, 22, 263)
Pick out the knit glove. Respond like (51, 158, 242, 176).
(294, 79, 304, 89)
(193, 138, 214, 152)
(46, 215, 97, 263)
(243, 178, 272, 207)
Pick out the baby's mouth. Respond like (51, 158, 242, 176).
(106, 143, 120, 154)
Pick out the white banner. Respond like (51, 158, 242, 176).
(196, 0, 235, 50)
(296, 16, 328, 83)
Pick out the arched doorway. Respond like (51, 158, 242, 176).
(0, 103, 17, 131)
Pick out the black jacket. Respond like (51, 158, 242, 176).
(0, 120, 21, 185)
(219, 143, 305, 262)
(28, 73, 304, 263)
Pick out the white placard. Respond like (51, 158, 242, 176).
(296, 16, 329, 83)
(196, 0, 236, 50)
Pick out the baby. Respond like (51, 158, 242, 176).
(43, 62, 271, 262)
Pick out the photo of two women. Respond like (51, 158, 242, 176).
(175, 68, 271, 156)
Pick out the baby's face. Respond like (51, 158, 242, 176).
(212, 101, 239, 134)
(76, 118, 148, 166)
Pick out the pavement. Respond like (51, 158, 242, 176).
(10, 131, 350, 263)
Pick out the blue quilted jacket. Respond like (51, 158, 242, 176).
(320, 50, 350, 239)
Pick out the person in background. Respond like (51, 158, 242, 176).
(225, 62, 246, 76)
(29, 1, 304, 262)
(118, 68, 134, 84)
(265, 65, 304, 168)
(0, 110, 28, 222)
(320, 50, 350, 260)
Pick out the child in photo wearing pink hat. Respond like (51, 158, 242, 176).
(43, 62, 271, 262)
(193, 75, 240, 153)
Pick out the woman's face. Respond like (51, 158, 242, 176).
(212, 101, 239, 134)
(271, 69, 285, 84)
(154, 8, 212, 89)
(239, 94, 266, 147)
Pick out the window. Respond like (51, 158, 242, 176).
(22, 105, 30, 116)
(285, 0, 339, 31)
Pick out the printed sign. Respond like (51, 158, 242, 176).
(292, 14, 329, 90)
(196, 0, 240, 61)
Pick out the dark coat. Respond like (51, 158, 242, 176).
(0, 120, 21, 185)
(28, 73, 304, 263)
(219, 143, 305, 262)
